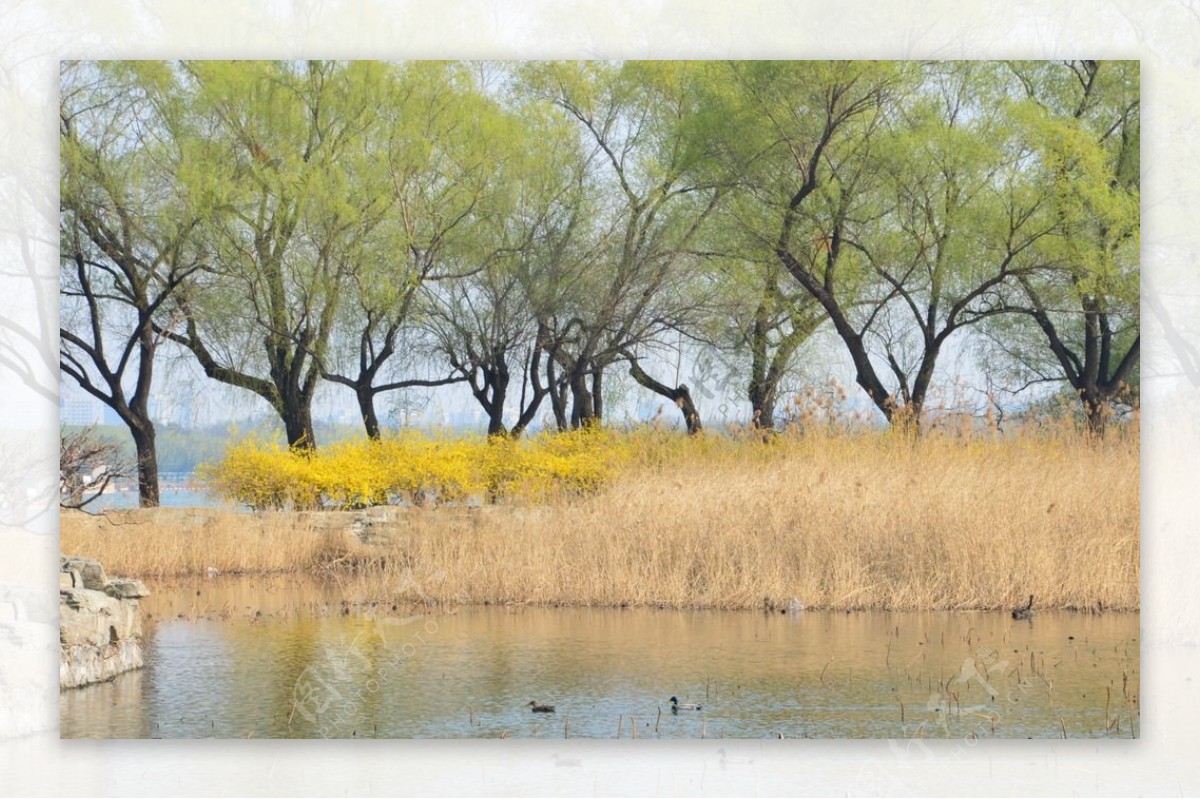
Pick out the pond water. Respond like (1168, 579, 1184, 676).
(60, 577, 1139, 739)
(84, 487, 226, 511)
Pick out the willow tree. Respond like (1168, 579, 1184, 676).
(844, 62, 1065, 426)
(698, 181, 827, 430)
(703, 61, 900, 423)
(319, 62, 534, 439)
(426, 258, 549, 437)
(703, 254, 826, 430)
(424, 103, 592, 437)
(714, 61, 1063, 429)
(59, 61, 208, 506)
(998, 60, 1140, 436)
(518, 61, 732, 433)
(159, 60, 394, 450)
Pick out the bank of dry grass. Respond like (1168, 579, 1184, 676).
(61, 426, 1139, 611)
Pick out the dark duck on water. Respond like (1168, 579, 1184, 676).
(670, 696, 702, 712)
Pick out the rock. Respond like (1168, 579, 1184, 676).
(104, 578, 150, 599)
(59, 556, 148, 690)
(60, 557, 107, 591)
(60, 587, 120, 616)
(352, 506, 400, 545)
(363, 505, 398, 523)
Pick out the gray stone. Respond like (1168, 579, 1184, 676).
(104, 578, 150, 599)
(59, 556, 147, 690)
(60, 587, 119, 616)
(60, 557, 107, 590)
(362, 505, 398, 523)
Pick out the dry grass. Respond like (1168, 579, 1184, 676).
(60, 508, 339, 578)
(61, 426, 1139, 611)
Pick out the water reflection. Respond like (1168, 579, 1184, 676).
(61, 578, 1139, 739)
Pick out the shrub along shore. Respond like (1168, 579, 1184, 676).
(60, 426, 1140, 612)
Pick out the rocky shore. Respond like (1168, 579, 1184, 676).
(60, 556, 150, 689)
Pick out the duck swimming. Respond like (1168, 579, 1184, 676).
(1012, 595, 1034, 620)
(527, 701, 556, 713)
(670, 696, 702, 711)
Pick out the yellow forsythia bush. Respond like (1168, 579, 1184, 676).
(202, 428, 631, 511)
(198, 437, 324, 511)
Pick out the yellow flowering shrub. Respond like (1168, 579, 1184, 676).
(475, 427, 631, 501)
(310, 441, 390, 509)
(203, 427, 631, 510)
(198, 436, 322, 511)
(372, 435, 480, 505)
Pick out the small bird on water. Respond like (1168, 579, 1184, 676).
(670, 696, 702, 712)
(528, 701, 555, 713)
(1012, 594, 1035, 620)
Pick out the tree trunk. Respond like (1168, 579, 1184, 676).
(546, 357, 569, 431)
(570, 369, 596, 429)
(486, 405, 508, 437)
(747, 357, 777, 430)
(900, 347, 939, 436)
(624, 352, 703, 434)
(748, 297, 774, 429)
(129, 423, 160, 508)
(282, 402, 315, 452)
(158, 313, 322, 450)
(1082, 389, 1108, 438)
(675, 385, 703, 435)
(510, 345, 549, 439)
(1017, 278, 1140, 441)
(591, 368, 604, 424)
(463, 363, 511, 437)
(750, 385, 777, 431)
(776, 247, 896, 425)
(486, 364, 510, 436)
(356, 386, 381, 440)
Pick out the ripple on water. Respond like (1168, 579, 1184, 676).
(61, 577, 1140, 739)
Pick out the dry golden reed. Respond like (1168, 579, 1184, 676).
(61, 424, 1139, 611)
(61, 508, 333, 577)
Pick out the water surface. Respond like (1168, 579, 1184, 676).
(85, 487, 225, 511)
(61, 577, 1138, 739)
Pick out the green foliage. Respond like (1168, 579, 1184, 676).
(61, 59, 1140, 452)
(979, 61, 1140, 416)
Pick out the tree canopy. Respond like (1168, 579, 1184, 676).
(59, 60, 1140, 503)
